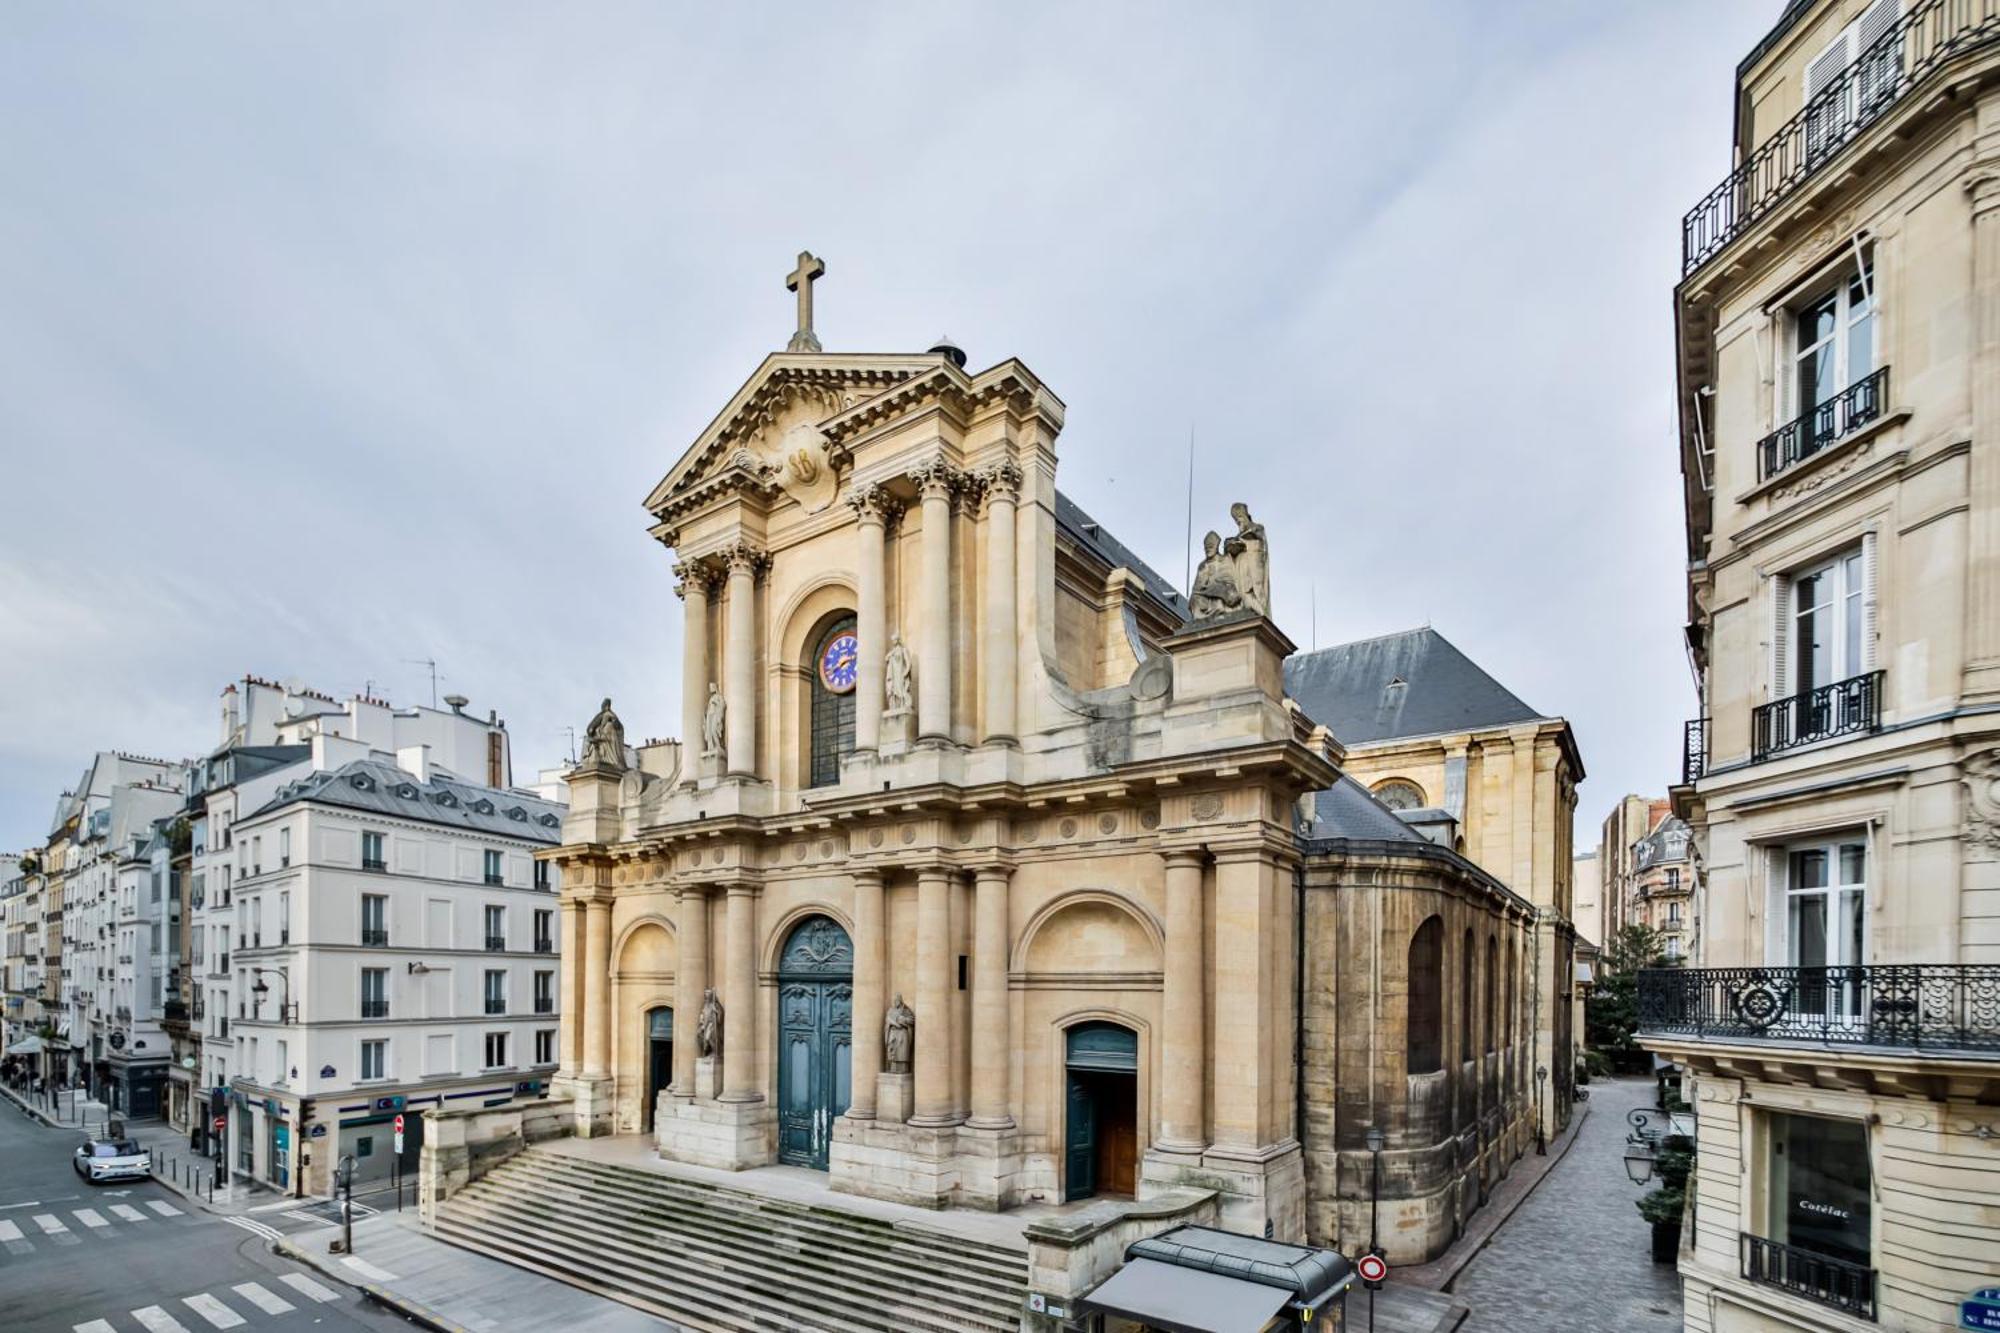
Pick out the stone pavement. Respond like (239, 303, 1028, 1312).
(1450, 1077, 1683, 1333)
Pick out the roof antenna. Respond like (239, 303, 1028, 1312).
(1182, 425, 1195, 599)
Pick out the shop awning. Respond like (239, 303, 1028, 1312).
(6, 1035, 45, 1055)
(1076, 1257, 1292, 1333)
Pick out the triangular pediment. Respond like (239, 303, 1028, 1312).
(643, 352, 944, 517)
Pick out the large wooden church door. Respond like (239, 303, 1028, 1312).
(776, 916, 853, 1170)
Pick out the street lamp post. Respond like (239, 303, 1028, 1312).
(1535, 1064, 1548, 1156)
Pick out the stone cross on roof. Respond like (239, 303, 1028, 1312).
(786, 250, 826, 353)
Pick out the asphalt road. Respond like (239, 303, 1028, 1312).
(0, 1101, 412, 1333)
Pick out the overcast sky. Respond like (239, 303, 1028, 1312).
(0, 2, 1777, 851)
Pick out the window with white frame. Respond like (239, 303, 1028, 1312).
(360, 1038, 387, 1081)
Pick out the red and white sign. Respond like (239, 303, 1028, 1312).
(1357, 1253, 1389, 1285)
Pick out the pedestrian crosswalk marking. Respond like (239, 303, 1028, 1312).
(276, 1272, 340, 1303)
(340, 1255, 398, 1282)
(72, 1321, 114, 1333)
(73, 1207, 109, 1228)
(145, 1200, 184, 1217)
(130, 1306, 191, 1333)
(230, 1282, 294, 1315)
(181, 1292, 246, 1328)
(110, 1203, 149, 1222)
(0, 1219, 21, 1242)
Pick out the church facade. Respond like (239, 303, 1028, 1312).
(546, 256, 1542, 1252)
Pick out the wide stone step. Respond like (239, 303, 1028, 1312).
(445, 1179, 1021, 1331)
(506, 1152, 1026, 1287)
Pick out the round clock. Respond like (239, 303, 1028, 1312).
(818, 631, 859, 693)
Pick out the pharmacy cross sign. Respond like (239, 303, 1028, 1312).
(786, 250, 826, 353)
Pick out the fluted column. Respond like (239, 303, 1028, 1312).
(723, 545, 761, 777)
(910, 865, 958, 1126)
(980, 463, 1020, 745)
(1158, 850, 1207, 1152)
(672, 885, 708, 1096)
(849, 489, 890, 754)
(582, 894, 612, 1077)
(968, 864, 1013, 1129)
(720, 884, 761, 1103)
(676, 563, 712, 782)
(910, 461, 956, 743)
(847, 868, 885, 1119)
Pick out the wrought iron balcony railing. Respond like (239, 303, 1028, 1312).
(1758, 368, 1888, 481)
(1741, 1233, 1877, 1321)
(1752, 670, 1883, 760)
(1682, 717, 1709, 785)
(1638, 964, 2000, 1053)
(1684, 0, 2000, 275)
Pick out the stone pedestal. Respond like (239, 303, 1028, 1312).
(655, 1092, 774, 1171)
(692, 1055, 721, 1103)
(876, 1071, 913, 1124)
(555, 1073, 616, 1139)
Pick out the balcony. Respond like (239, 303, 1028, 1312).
(485, 935, 507, 953)
(1638, 964, 2000, 1054)
(1752, 670, 1883, 760)
(360, 999, 389, 1019)
(1741, 1233, 1876, 1321)
(360, 928, 389, 948)
(1681, 717, 1708, 785)
(1683, 0, 2000, 275)
(1758, 368, 1889, 482)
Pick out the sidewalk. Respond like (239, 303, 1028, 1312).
(276, 1210, 673, 1332)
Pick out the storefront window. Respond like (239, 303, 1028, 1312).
(1768, 1112, 1871, 1266)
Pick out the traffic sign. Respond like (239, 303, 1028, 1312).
(1357, 1251, 1389, 1288)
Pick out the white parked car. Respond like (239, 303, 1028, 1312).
(73, 1137, 150, 1184)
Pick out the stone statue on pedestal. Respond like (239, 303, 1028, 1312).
(884, 994, 914, 1073)
(701, 683, 726, 760)
(580, 698, 627, 771)
(697, 987, 724, 1059)
(883, 634, 914, 716)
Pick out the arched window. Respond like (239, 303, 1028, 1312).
(808, 616, 858, 788)
(1372, 778, 1426, 812)
(1460, 928, 1475, 1063)
(1484, 935, 1498, 1055)
(1407, 916, 1443, 1075)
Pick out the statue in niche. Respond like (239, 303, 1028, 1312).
(701, 683, 726, 759)
(697, 987, 724, 1059)
(1229, 502, 1269, 615)
(883, 994, 915, 1074)
(883, 633, 914, 715)
(580, 698, 627, 770)
(1190, 531, 1245, 620)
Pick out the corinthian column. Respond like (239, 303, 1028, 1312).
(723, 544, 762, 778)
(848, 489, 891, 754)
(909, 865, 959, 1126)
(979, 463, 1021, 746)
(582, 894, 612, 1078)
(1158, 850, 1207, 1152)
(719, 883, 761, 1103)
(672, 885, 708, 1096)
(675, 562, 712, 784)
(910, 461, 957, 743)
(847, 868, 884, 1119)
(967, 864, 1013, 1129)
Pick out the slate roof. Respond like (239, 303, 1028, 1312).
(251, 758, 564, 842)
(1283, 627, 1547, 747)
(1054, 490, 1188, 619)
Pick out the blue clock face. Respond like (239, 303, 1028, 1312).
(818, 632, 859, 693)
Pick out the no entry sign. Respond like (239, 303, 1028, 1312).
(1357, 1252, 1389, 1288)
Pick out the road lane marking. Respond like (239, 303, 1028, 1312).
(73, 1321, 115, 1333)
(145, 1200, 183, 1217)
(131, 1307, 191, 1333)
(33, 1213, 68, 1232)
(230, 1283, 294, 1315)
(277, 1272, 340, 1303)
(340, 1255, 399, 1282)
(181, 1293, 246, 1328)
(110, 1204, 148, 1222)
(73, 1207, 109, 1228)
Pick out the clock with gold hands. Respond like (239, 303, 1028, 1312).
(818, 631, 859, 693)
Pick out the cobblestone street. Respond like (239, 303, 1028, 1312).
(1452, 1077, 1684, 1332)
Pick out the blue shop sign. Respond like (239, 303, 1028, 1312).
(1962, 1288, 2000, 1331)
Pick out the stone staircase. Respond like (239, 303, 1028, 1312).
(430, 1147, 1030, 1332)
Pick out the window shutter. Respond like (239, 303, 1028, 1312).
(1861, 531, 1879, 672)
(1771, 574, 1792, 697)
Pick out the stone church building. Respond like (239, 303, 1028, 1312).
(545, 256, 1576, 1260)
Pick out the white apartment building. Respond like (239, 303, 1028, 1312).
(225, 738, 563, 1196)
